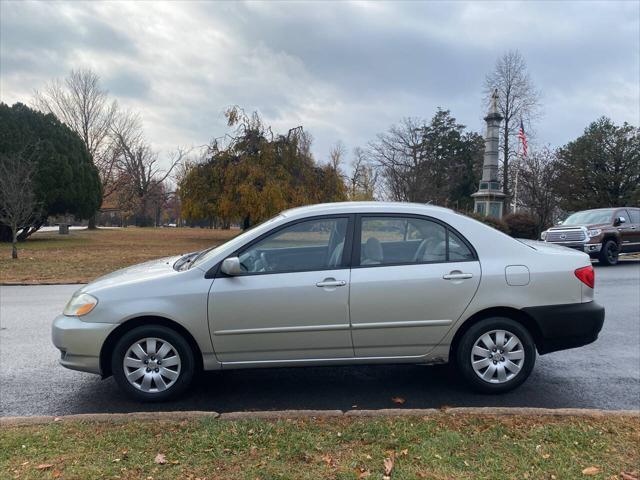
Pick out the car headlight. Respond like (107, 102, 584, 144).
(540, 230, 547, 240)
(587, 228, 602, 238)
(63, 293, 98, 317)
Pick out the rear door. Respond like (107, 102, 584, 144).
(349, 215, 481, 358)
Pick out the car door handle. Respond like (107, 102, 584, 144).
(443, 273, 473, 280)
(316, 279, 346, 287)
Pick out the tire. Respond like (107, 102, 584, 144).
(456, 317, 536, 394)
(598, 239, 619, 266)
(111, 325, 195, 402)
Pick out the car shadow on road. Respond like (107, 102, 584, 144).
(51, 360, 617, 416)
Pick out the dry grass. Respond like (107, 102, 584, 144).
(1, 415, 638, 479)
(0, 227, 239, 284)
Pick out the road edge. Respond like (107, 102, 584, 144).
(2, 407, 638, 426)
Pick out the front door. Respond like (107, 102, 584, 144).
(208, 216, 354, 363)
(617, 208, 640, 253)
(349, 215, 481, 358)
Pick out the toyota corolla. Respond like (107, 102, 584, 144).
(52, 202, 605, 401)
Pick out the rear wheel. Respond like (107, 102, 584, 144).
(456, 317, 536, 393)
(111, 325, 195, 402)
(598, 239, 619, 266)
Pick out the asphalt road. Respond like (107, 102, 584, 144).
(1, 261, 639, 417)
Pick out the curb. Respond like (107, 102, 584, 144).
(0, 282, 85, 286)
(2, 407, 638, 426)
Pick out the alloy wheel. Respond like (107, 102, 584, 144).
(470, 329, 525, 384)
(123, 337, 181, 393)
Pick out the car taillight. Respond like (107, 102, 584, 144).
(575, 265, 594, 289)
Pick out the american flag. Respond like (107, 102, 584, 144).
(518, 119, 528, 157)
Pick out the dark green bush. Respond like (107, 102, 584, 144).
(504, 212, 539, 239)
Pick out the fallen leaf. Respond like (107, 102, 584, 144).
(36, 464, 54, 470)
(582, 466, 600, 475)
(52, 470, 63, 478)
(621, 473, 638, 480)
(391, 397, 405, 405)
(400, 449, 408, 457)
(321, 454, 336, 467)
(154, 453, 167, 465)
(170, 460, 180, 465)
(542, 454, 550, 459)
(383, 456, 395, 476)
(357, 468, 371, 478)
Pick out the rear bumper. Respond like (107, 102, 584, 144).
(522, 302, 605, 355)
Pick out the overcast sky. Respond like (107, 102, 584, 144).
(1, 0, 639, 169)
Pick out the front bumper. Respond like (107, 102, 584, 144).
(543, 241, 601, 254)
(52, 314, 117, 375)
(522, 301, 605, 354)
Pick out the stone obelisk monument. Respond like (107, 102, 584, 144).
(472, 89, 505, 219)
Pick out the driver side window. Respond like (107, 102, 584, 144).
(239, 217, 348, 274)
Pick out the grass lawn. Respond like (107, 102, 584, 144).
(0, 227, 239, 284)
(1, 415, 638, 479)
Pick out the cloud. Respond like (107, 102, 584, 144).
(1, 0, 638, 169)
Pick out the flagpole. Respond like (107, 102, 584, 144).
(514, 134, 521, 213)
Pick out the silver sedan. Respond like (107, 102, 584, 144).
(52, 202, 605, 401)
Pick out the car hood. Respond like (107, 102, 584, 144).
(80, 255, 182, 293)
(548, 222, 609, 230)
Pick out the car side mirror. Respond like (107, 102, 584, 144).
(220, 257, 242, 276)
(614, 216, 626, 226)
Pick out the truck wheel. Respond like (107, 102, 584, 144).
(598, 239, 619, 266)
(456, 317, 536, 394)
(111, 325, 195, 402)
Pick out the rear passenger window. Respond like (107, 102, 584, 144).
(448, 230, 475, 261)
(358, 217, 475, 266)
(628, 209, 640, 224)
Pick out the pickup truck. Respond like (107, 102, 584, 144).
(541, 207, 640, 265)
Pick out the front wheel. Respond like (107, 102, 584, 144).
(456, 317, 536, 393)
(598, 239, 619, 266)
(111, 325, 195, 402)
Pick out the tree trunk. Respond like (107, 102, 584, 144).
(11, 226, 18, 259)
(87, 215, 97, 230)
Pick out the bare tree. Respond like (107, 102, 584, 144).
(329, 141, 346, 172)
(484, 50, 541, 212)
(368, 117, 425, 201)
(516, 147, 559, 232)
(33, 69, 119, 225)
(348, 147, 378, 200)
(111, 112, 187, 226)
(0, 154, 40, 259)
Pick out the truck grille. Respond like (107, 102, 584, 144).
(546, 229, 586, 242)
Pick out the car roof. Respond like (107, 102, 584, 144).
(280, 201, 454, 218)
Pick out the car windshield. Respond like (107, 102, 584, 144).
(561, 209, 614, 225)
(188, 215, 283, 269)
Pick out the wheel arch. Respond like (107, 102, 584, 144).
(99, 316, 204, 378)
(601, 233, 619, 245)
(449, 306, 543, 361)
